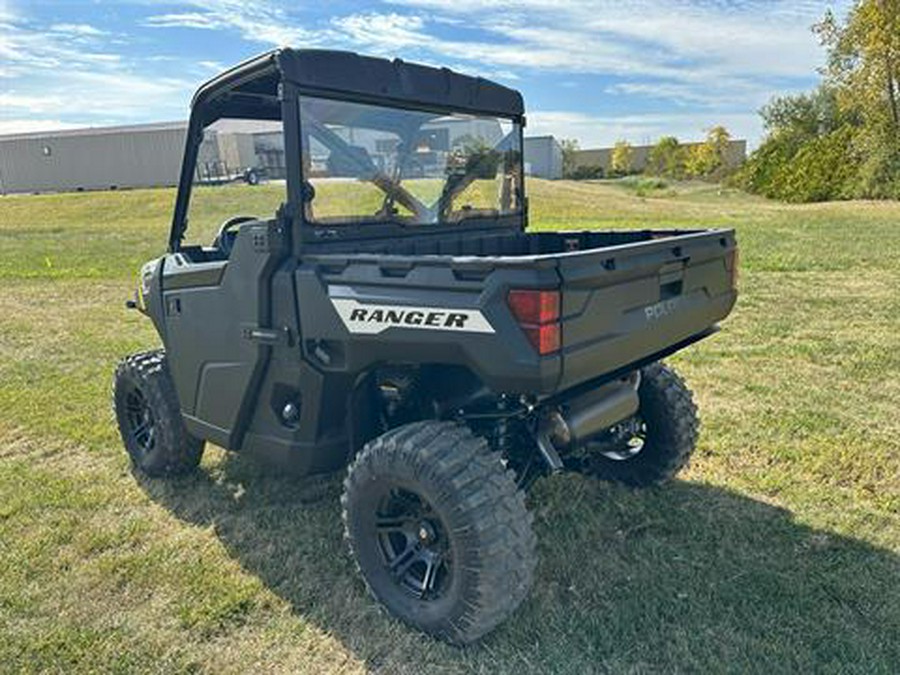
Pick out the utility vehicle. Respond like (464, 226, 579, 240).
(114, 49, 738, 644)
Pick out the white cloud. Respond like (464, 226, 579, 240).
(1, 17, 121, 69)
(144, 1, 336, 46)
(0, 93, 66, 114)
(0, 119, 83, 135)
(139, 1, 854, 127)
(144, 12, 224, 30)
(48, 23, 108, 36)
(603, 79, 773, 110)
(197, 60, 226, 72)
(0, 13, 193, 126)
(330, 11, 669, 79)
(1, 72, 189, 118)
(379, 0, 853, 103)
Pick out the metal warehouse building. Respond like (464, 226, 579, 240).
(0, 122, 189, 194)
(0, 121, 286, 195)
(524, 135, 563, 180)
(0, 121, 564, 194)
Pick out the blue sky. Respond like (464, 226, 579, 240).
(1, 0, 852, 147)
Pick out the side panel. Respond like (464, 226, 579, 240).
(294, 258, 562, 395)
(238, 262, 359, 475)
(160, 221, 284, 449)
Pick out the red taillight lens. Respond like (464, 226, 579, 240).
(507, 289, 560, 325)
(523, 324, 561, 355)
(726, 247, 739, 289)
(507, 289, 561, 355)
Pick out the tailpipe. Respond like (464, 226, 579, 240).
(535, 372, 641, 471)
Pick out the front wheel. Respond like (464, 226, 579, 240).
(342, 421, 537, 644)
(113, 350, 204, 477)
(568, 362, 699, 487)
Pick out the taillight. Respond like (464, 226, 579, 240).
(726, 247, 739, 289)
(507, 289, 561, 355)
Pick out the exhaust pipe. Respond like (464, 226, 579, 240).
(535, 372, 641, 471)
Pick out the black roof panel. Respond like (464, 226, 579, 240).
(279, 49, 523, 116)
(192, 48, 523, 119)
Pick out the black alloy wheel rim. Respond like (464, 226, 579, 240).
(124, 384, 156, 455)
(374, 487, 453, 601)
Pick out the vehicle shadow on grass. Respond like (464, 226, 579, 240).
(140, 453, 900, 674)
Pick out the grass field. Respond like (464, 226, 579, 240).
(1, 179, 898, 673)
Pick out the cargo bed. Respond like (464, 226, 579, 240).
(301, 228, 738, 396)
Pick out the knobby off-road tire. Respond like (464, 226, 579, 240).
(342, 421, 537, 644)
(576, 362, 699, 487)
(113, 350, 204, 477)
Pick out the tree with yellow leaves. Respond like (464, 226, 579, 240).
(610, 140, 634, 176)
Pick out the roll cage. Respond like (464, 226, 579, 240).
(169, 49, 527, 254)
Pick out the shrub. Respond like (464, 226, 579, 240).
(569, 165, 604, 180)
(853, 141, 900, 199)
(619, 176, 671, 197)
(778, 126, 860, 202)
(729, 132, 801, 198)
(733, 125, 866, 202)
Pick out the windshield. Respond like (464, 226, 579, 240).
(298, 96, 523, 226)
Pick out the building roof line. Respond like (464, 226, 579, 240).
(0, 121, 188, 142)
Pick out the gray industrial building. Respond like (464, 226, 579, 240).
(0, 121, 287, 195)
(0, 121, 565, 195)
(0, 122, 189, 194)
(524, 135, 563, 179)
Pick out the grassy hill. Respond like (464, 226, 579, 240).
(1, 179, 898, 673)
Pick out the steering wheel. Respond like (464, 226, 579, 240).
(213, 215, 258, 258)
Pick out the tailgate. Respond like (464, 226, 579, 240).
(557, 229, 737, 390)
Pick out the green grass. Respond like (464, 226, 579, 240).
(1, 179, 898, 673)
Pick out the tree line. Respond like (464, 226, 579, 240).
(560, 126, 736, 181)
(558, 1, 898, 202)
(733, 0, 900, 201)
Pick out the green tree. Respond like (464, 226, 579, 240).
(816, 1, 900, 198)
(611, 140, 634, 176)
(736, 1, 900, 202)
(647, 136, 684, 178)
(559, 138, 580, 178)
(815, 1, 900, 133)
(760, 86, 848, 138)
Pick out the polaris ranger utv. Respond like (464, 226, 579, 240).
(114, 49, 738, 644)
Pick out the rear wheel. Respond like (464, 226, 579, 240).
(342, 421, 536, 644)
(568, 362, 699, 487)
(113, 350, 204, 477)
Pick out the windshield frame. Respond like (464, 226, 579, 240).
(295, 92, 526, 240)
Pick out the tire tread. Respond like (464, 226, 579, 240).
(342, 420, 537, 644)
(113, 349, 203, 477)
